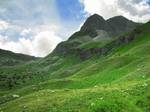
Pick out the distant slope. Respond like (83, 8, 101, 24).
(0, 49, 37, 66)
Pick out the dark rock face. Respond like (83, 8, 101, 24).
(76, 29, 140, 61)
(53, 28, 140, 61)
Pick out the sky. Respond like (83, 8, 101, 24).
(0, 0, 150, 57)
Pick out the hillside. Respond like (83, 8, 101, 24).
(0, 49, 37, 66)
(0, 15, 150, 112)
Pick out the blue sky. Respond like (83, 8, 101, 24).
(56, 0, 85, 22)
(0, 0, 150, 57)
(0, 0, 86, 41)
(148, 0, 150, 5)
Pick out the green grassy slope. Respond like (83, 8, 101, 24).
(0, 22, 150, 112)
(0, 49, 37, 66)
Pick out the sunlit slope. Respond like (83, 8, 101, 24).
(0, 21, 149, 111)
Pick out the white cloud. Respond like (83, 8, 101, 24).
(0, 30, 62, 57)
(0, 20, 9, 30)
(20, 29, 31, 36)
(80, 0, 150, 22)
(0, 0, 79, 57)
(32, 31, 62, 57)
(0, 18, 64, 57)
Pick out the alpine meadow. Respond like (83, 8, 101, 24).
(0, 0, 150, 112)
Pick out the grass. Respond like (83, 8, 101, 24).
(0, 80, 150, 112)
(0, 22, 150, 112)
(78, 39, 112, 50)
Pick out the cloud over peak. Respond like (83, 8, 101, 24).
(80, 0, 150, 22)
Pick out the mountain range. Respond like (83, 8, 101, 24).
(0, 14, 150, 112)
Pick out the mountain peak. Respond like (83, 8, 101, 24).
(69, 14, 140, 41)
(106, 15, 140, 36)
(87, 14, 104, 20)
(107, 15, 132, 22)
(80, 14, 109, 36)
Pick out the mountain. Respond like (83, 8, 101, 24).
(80, 14, 111, 37)
(0, 49, 37, 66)
(53, 14, 140, 57)
(69, 14, 140, 40)
(107, 16, 141, 36)
(0, 15, 150, 112)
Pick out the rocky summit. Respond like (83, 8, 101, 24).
(53, 14, 140, 57)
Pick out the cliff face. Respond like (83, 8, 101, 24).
(52, 14, 141, 59)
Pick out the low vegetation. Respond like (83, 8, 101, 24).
(0, 19, 149, 112)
